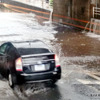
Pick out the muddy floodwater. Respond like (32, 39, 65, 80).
(54, 25, 100, 57)
(0, 4, 100, 100)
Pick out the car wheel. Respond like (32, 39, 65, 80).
(8, 73, 16, 88)
(51, 79, 57, 85)
(45, 79, 57, 87)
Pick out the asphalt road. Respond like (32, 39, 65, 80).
(0, 5, 100, 100)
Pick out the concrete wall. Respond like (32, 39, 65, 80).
(72, 0, 90, 20)
(53, 0, 67, 16)
(53, 0, 73, 16)
(53, 0, 90, 19)
(53, 0, 91, 28)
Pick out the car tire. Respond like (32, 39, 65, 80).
(45, 79, 57, 87)
(51, 79, 57, 85)
(8, 73, 16, 88)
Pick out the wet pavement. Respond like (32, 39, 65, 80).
(0, 4, 100, 100)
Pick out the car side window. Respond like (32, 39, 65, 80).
(0, 44, 7, 54)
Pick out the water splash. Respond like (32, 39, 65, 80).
(82, 22, 90, 34)
(43, 8, 53, 27)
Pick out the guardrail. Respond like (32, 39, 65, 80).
(93, 7, 100, 18)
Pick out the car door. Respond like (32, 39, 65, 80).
(0, 43, 8, 76)
(0, 42, 16, 76)
(5, 43, 20, 72)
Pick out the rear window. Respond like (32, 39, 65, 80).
(17, 48, 50, 55)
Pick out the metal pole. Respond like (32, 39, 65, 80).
(93, 7, 94, 18)
(96, 0, 97, 17)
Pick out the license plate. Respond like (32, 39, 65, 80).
(34, 64, 45, 71)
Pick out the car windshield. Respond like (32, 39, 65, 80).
(17, 48, 50, 55)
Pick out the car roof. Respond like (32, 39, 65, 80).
(1, 40, 50, 49)
(11, 40, 49, 49)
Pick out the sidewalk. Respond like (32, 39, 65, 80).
(13, 0, 51, 10)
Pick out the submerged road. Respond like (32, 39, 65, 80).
(0, 4, 100, 100)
